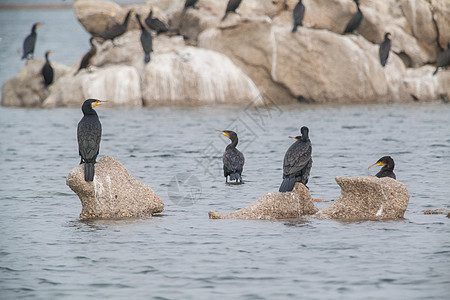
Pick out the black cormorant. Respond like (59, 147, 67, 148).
(136, 14, 153, 63)
(279, 126, 312, 192)
(95, 9, 134, 44)
(77, 99, 103, 182)
(342, 0, 363, 35)
(222, 0, 242, 21)
(217, 130, 245, 183)
(41, 50, 54, 87)
(433, 42, 450, 76)
(184, 0, 199, 10)
(145, 10, 168, 35)
(379, 32, 391, 67)
(75, 37, 98, 75)
(22, 22, 41, 60)
(292, 0, 305, 33)
(368, 156, 396, 179)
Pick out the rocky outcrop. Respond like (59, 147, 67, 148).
(316, 176, 410, 220)
(431, 0, 450, 49)
(66, 156, 164, 219)
(424, 208, 450, 215)
(209, 183, 318, 220)
(1, 59, 70, 107)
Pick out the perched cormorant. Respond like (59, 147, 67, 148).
(184, 0, 199, 10)
(22, 22, 41, 60)
(75, 37, 98, 76)
(379, 32, 391, 67)
(292, 0, 305, 33)
(217, 130, 245, 183)
(95, 9, 134, 44)
(342, 0, 363, 35)
(136, 14, 153, 63)
(41, 51, 54, 87)
(222, 0, 242, 21)
(368, 156, 396, 179)
(279, 126, 312, 192)
(145, 10, 168, 35)
(433, 42, 450, 76)
(77, 99, 103, 182)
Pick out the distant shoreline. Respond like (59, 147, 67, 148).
(0, 2, 141, 10)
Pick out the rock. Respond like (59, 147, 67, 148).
(142, 46, 262, 106)
(1, 59, 71, 107)
(73, 0, 149, 37)
(66, 156, 164, 219)
(431, 0, 450, 50)
(209, 183, 318, 220)
(403, 65, 450, 102)
(424, 208, 450, 215)
(42, 65, 142, 108)
(316, 176, 410, 220)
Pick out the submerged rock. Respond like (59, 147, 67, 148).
(209, 183, 318, 220)
(424, 208, 450, 215)
(316, 176, 410, 220)
(66, 156, 163, 219)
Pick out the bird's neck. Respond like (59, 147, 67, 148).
(82, 108, 98, 116)
(229, 137, 238, 148)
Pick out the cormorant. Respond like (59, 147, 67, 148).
(379, 32, 391, 67)
(368, 156, 396, 179)
(77, 99, 103, 182)
(41, 50, 54, 87)
(342, 0, 363, 35)
(22, 22, 41, 60)
(217, 130, 245, 183)
(222, 0, 242, 21)
(184, 0, 199, 10)
(145, 10, 168, 35)
(433, 42, 450, 76)
(75, 37, 98, 76)
(279, 126, 312, 192)
(95, 9, 134, 44)
(292, 0, 305, 33)
(136, 13, 153, 63)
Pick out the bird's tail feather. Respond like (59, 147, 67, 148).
(279, 177, 296, 192)
(292, 25, 297, 33)
(433, 68, 438, 76)
(84, 163, 95, 182)
(221, 13, 228, 21)
(145, 53, 150, 63)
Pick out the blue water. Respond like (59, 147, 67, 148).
(1, 103, 449, 299)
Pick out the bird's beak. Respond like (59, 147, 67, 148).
(36, 23, 42, 28)
(215, 130, 228, 137)
(48, 51, 52, 55)
(288, 136, 298, 141)
(368, 161, 383, 169)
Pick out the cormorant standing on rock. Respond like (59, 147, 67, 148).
(433, 42, 450, 76)
(41, 51, 54, 87)
(368, 156, 396, 179)
(136, 13, 153, 63)
(217, 130, 245, 183)
(77, 99, 103, 182)
(145, 10, 168, 35)
(379, 32, 391, 67)
(75, 37, 98, 76)
(342, 0, 363, 35)
(279, 126, 312, 192)
(222, 0, 242, 21)
(22, 22, 41, 60)
(292, 0, 305, 33)
(95, 9, 134, 44)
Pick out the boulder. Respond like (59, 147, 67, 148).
(1, 59, 71, 107)
(66, 156, 164, 219)
(403, 65, 450, 102)
(431, 0, 450, 50)
(209, 183, 318, 220)
(424, 208, 450, 215)
(316, 176, 410, 220)
(142, 46, 262, 106)
(42, 65, 142, 108)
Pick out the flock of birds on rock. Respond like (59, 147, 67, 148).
(20, 0, 450, 89)
(77, 98, 396, 191)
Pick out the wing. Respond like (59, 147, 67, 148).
(283, 141, 312, 178)
(223, 148, 245, 174)
(77, 117, 102, 162)
(379, 40, 390, 66)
